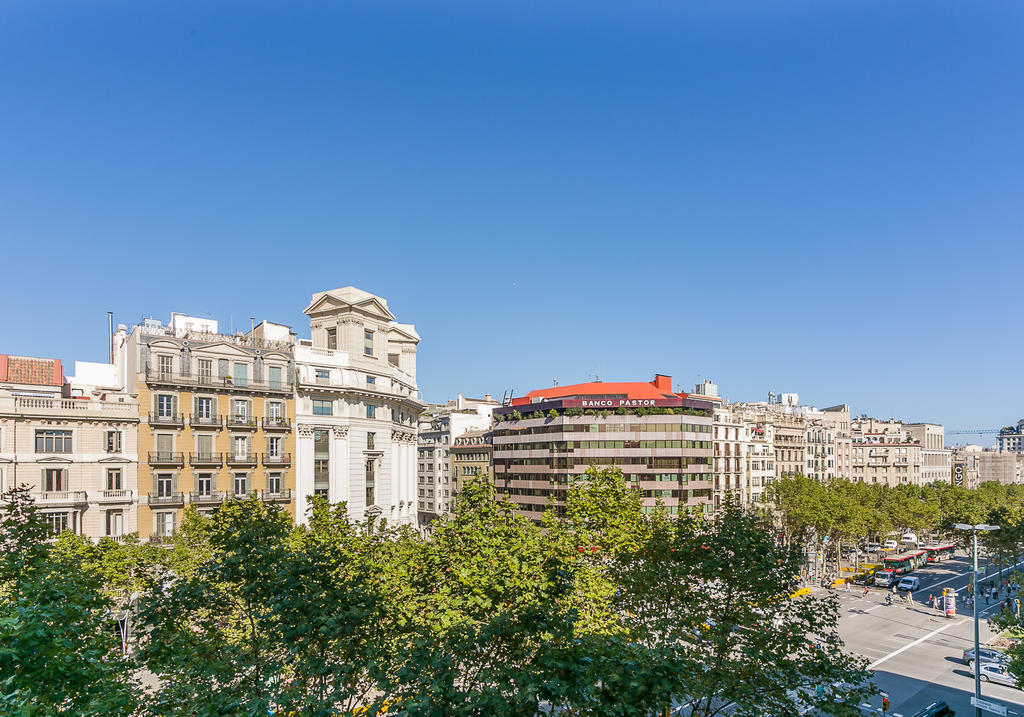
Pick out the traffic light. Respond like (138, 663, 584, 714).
(882, 695, 890, 713)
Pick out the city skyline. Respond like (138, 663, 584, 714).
(2, 2, 1022, 431)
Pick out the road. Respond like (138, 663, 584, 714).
(829, 553, 1024, 716)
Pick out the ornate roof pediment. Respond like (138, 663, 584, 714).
(98, 456, 133, 464)
(36, 456, 73, 463)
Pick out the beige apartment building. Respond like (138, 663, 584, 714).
(903, 423, 951, 485)
(118, 314, 296, 540)
(450, 428, 493, 507)
(773, 415, 807, 479)
(0, 354, 139, 539)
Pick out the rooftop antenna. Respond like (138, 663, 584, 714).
(107, 311, 113, 362)
(250, 316, 255, 334)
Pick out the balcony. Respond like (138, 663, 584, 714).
(189, 414, 224, 429)
(261, 416, 291, 431)
(189, 452, 223, 467)
(148, 451, 185, 467)
(226, 453, 258, 467)
(2, 396, 138, 419)
(146, 493, 185, 507)
(145, 366, 293, 394)
(262, 453, 292, 467)
(35, 491, 88, 506)
(260, 488, 293, 502)
(190, 491, 227, 505)
(98, 489, 133, 503)
(149, 412, 184, 428)
(226, 415, 259, 431)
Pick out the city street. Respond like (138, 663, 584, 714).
(831, 555, 1024, 716)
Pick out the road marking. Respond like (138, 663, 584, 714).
(867, 620, 962, 670)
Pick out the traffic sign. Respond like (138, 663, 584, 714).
(972, 696, 1008, 716)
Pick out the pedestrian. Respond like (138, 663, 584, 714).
(928, 593, 935, 609)
(845, 580, 851, 593)
(863, 585, 869, 598)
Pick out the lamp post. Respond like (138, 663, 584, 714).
(954, 523, 1000, 717)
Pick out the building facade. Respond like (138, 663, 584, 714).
(998, 420, 1024, 454)
(294, 287, 422, 528)
(120, 314, 297, 540)
(903, 423, 951, 485)
(417, 395, 497, 525)
(451, 428, 493, 508)
(0, 354, 139, 540)
(492, 375, 715, 521)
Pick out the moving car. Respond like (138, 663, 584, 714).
(897, 576, 920, 592)
(874, 569, 896, 587)
(910, 701, 954, 717)
(963, 646, 1009, 666)
(978, 661, 1019, 687)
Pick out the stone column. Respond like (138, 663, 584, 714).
(331, 426, 349, 512)
(295, 424, 315, 525)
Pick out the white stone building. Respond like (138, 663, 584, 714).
(294, 287, 423, 528)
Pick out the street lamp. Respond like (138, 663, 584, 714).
(954, 523, 1000, 717)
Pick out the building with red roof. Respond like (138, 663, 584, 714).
(491, 374, 715, 520)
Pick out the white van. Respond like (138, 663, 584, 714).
(901, 532, 919, 547)
(897, 576, 920, 591)
(883, 539, 898, 551)
(874, 570, 896, 587)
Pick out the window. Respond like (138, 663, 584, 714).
(314, 428, 330, 496)
(233, 435, 249, 459)
(45, 512, 71, 536)
(197, 473, 212, 497)
(196, 397, 213, 420)
(268, 365, 282, 390)
(233, 362, 248, 388)
(313, 399, 333, 416)
(326, 327, 337, 350)
(366, 375, 376, 386)
(234, 399, 249, 422)
(197, 434, 213, 457)
(267, 401, 283, 421)
(366, 458, 375, 505)
(268, 472, 282, 494)
(35, 430, 72, 453)
(366, 404, 376, 419)
(364, 329, 373, 356)
(156, 433, 173, 459)
(157, 474, 173, 498)
(316, 369, 330, 381)
(43, 468, 66, 492)
(106, 469, 123, 491)
(197, 358, 213, 384)
(105, 430, 122, 453)
(156, 394, 174, 418)
(106, 510, 123, 537)
(158, 354, 173, 378)
(268, 436, 282, 458)
(156, 512, 175, 537)
(233, 474, 248, 497)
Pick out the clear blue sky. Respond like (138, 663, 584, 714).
(1, 1, 1021, 437)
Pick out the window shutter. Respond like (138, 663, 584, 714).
(171, 395, 178, 418)
(194, 472, 200, 494)
(210, 396, 218, 419)
(218, 359, 228, 378)
(245, 436, 252, 455)
(210, 471, 217, 493)
(254, 357, 263, 383)
(194, 396, 200, 419)
(152, 473, 160, 495)
(172, 472, 178, 493)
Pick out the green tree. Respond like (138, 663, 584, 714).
(0, 487, 139, 716)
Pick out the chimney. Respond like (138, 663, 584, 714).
(653, 374, 672, 392)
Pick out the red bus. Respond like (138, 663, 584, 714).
(925, 544, 955, 562)
(883, 550, 928, 575)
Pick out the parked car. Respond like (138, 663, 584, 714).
(963, 647, 1009, 666)
(896, 576, 920, 592)
(978, 661, 1019, 687)
(883, 540, 898, 551)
